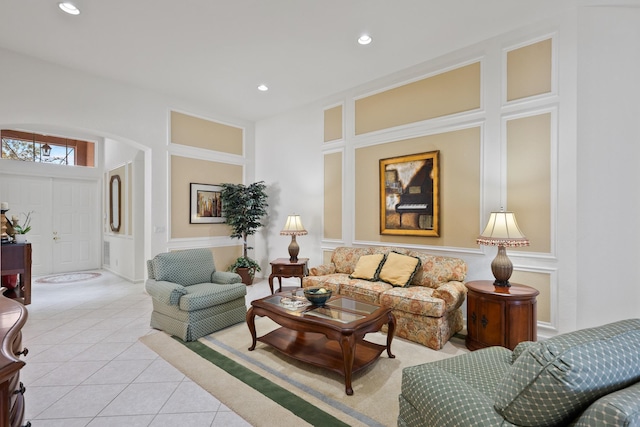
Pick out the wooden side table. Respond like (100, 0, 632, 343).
(268, 258, 309, 294)
(465, 280, 539, 351)
(0, 242, 32, 305)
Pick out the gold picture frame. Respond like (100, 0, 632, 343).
(379, 151, 439, 236)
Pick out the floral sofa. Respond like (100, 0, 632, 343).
(302, 246, 467, 350)
(398, 318, 640, 426)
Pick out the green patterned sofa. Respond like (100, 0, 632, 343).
(302, 246, 467, 350)
(145, 249, 247, 341)
(398, 318, 640, 426)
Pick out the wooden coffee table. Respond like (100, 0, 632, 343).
(247, 290, 396, 395)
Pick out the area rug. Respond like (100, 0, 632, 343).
(140, 317, 468, 427)
(36, 272, 102, 284)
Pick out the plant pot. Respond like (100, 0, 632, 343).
(235, 267, 254, 285)
(14, 234, 27, 243)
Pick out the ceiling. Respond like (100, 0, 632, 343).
(0, 1, 584, 123)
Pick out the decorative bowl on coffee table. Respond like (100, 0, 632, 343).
(303, 288, 332, 305)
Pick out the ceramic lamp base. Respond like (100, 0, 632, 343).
(288, 235, 299, 262)
(491, 245, 513, 287)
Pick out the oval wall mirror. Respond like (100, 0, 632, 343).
(110, 175, 121, 232)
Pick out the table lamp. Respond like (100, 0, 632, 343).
(476, 211, 529, 287)
(280, 214, 307, 262)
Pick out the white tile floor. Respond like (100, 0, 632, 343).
(22, 270, 276, 426)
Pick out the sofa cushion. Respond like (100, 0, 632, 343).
(407, 251, 467, 288)
(379, 252, 421, 287)
(331, 247, 372, 274)
(494, 318, 640, 426)
(152, 249, 215, 287)
(349, 253, 386, 281)
(380, 286, 446, 317)
(179, 282, 247, 311)
(400, 346, 514, 426)
(339, 279, 393, 304)
(571, 381, 640, 427)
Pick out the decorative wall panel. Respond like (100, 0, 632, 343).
(324, 152, 342, 240)
(355, 62, 481, 135)
(171, 111, 243, 155)
(507, 38, 552, 101)
(324, 105, 343, 142)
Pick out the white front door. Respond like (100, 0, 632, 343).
(51, 179, 101, 273)
(0, 174, 101, 275)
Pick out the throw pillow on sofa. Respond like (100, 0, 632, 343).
(494, 318, 640, 426)
(378, 251, 421, 287)
(349, 253, 386, 281)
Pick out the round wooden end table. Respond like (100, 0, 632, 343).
(465, 280, 539, 351)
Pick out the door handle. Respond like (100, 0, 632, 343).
(53, 231, 60, 241)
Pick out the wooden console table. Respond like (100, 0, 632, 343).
(0, 243, 32, 305)
(268, 258, 308, 294)
(465, 280, 538, 351)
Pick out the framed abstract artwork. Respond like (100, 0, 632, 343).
(379, 151, 439, 236)
(190, 183, 225, 224)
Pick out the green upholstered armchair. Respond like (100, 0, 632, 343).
(399, 319, 640, 426)
(145, 248, 247, 341)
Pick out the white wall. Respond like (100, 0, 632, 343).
(576, 6, 640, 327)
(103, 138, 145, 281)
(0, 47, 254, 270)
(255, 106, 325, 274)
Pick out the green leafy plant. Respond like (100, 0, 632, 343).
(220, 181, 268, 279)
(227, 256, 261, 275)
(13, 211, 33, 234)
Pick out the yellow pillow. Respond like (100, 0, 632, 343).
(349, 254, 386, 281)
(379, 252, 422, 287)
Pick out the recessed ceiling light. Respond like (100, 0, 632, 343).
(358, 35, 372, 45)
(257, 84, 269, 92)
(58, 2, 80, 15)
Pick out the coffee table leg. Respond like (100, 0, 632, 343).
(340, 334, 356, 395)
(386, 312, 396, 359)
(247, 307, 257, 351)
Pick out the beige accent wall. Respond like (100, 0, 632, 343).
(507, 113, 551, 253)
(510, 270, 551, 323)
(109, 165, 126, 235)
(354, 127, 480, 247)
(355, 62, 481, 135)
(507, 39, 552, 101)
(211, 246, 243, 271)
(170, 155, 243, 239)
(324, 152, 342, 239)
(324, 105, 343, 142)
(323, 250, 333, 266)
(171, 111, 243, 155)
(170, 246, 243, 271)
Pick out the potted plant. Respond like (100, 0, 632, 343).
(11, 211, 33, 243)
(220, 181, 268, 285)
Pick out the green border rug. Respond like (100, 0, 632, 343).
(140, 318, 468, 427)
(181, 339, 350, 427)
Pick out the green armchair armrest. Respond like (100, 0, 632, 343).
(212, 271, 242, 284)
(145, 279, 188, 305)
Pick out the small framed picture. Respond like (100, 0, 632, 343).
(190, 183, 225, 224)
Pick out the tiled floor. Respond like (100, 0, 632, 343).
(22, 270, 275, 426)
